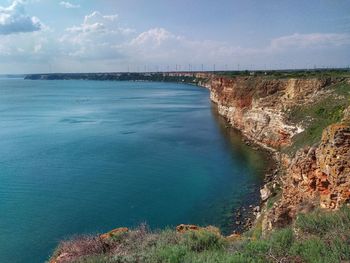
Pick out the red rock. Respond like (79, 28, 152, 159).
(99, 227, 129, 240)
(266, 122, 350, 229)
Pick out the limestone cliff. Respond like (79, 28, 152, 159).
(265, 123, 350, 230)
(205, 75, 350, 229)
(208, 76, 334, 149)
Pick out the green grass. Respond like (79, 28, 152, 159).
(243, 217, 263, 240)
(283, 81, 350, 154)
(296, 206, 350, 237)
(332, 81, 350, 96)
(290, 237, 350, 263)
(218, 69, 350, 79)
(52, 207, 350, 263)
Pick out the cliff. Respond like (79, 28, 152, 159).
(264, 122, 350, 230)
(209, 76, 334, 149)
(205, 75, 350, 231)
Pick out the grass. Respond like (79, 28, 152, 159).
(283, 81, 350, 154)
(50, 207, 350, 263)
(296, 206, 350, 237)
(243, 217, 263, 240)
(218, 69, 350, 79)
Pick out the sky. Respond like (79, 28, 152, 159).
(0, 0, 349, 73)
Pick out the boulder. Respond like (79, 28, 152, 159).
(260, 185, 272, 201)
(99, 227, 129, 241)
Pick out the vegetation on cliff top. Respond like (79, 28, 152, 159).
(219, 68, 350, 79)
(25, 72, 205, 85)
(25, 69, 350, 82)
(50, 207, 350, 263)
(284, 80, 350, 154)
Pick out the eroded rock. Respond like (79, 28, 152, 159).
(209, 76, 333, 149)
(99, 227, 129, 241)
(265, 123, 350, 230)
(260, 185, 272, 202)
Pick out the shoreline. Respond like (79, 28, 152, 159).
(210, 101, 279, 234)
(24, 73, 350, 234)
(33, 72, 350, 262)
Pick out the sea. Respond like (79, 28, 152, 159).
(0, 78, 269, 263)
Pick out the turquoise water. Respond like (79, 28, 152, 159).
(0, 79, 268, 263)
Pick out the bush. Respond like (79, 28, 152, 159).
(292, 207, 350, 263)
(150, 244, 188, 263)
(182, 230, 226, 252)
(269, 228, 294, 256)
(296, 206, 350, 237)
(242, 239, 269, 259)
(50, 207, 350, 263)
(52, 235, 105, 261)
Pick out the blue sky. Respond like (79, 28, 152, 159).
(0, 0, 349, 73)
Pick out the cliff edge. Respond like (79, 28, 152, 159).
(205, 75, 350, 231)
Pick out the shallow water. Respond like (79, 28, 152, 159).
(0, 79, 268, 263)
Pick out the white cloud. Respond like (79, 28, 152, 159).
(270, 33, 350, 50)
(65, 11, 123, 34)
(66, 22, 105, 34)
(60, 1, 80, 9)
(1, 6, 349, 73)
(103, 14, 119, 21)
(34, 43, 42, 53)
(131, 28, 178, 47)
(0, 0, 43, 35)
(60, 17, 350, 70)
(84, 11, 118, 24)
(127, 27, 254, 64)
(61, 11, 134, 59)
(121, 29, 350, 70)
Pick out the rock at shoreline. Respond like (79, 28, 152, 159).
(260, 185, 272, 202)
(265, 122, 350, 229)
(99, 227, 129, 241)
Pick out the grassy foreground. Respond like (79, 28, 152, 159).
(51, 206, 350, 263)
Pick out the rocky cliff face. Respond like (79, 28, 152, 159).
(209, 77, 333, 149)
(206, 76, 350, 229)
(264, 123, 350, 230)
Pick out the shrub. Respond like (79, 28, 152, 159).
(51, 207, 350, 263)
(242, 239, 269, 259)
(296, 206, 350, 237)
(150, 244, 188, 263)
(269, 228, 294, 256)
(182, 230, 226, 252)
(72, 255, 111, 263)
(52, 235, 105, 261)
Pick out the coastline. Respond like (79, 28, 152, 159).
(35, 72, 350, 263)
(25, 73, 277, 236)
(200, 73, 350, 233)
(22, 73, 288, 235)
(205, 85, 280, 235)
(25, 72, 350, 227)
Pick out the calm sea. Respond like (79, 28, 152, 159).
(0, 79, 268, 263)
